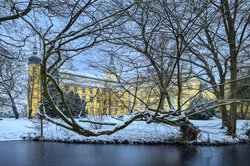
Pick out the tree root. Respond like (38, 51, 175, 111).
(180, 120, 200, 141)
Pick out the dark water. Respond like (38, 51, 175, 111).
(0, 141, 249, 166)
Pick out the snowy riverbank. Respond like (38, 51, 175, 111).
(0, 117, 249, 145)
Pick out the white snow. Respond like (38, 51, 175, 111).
(0, 118, 35, 141)
(0, 117, 249, 144)
(192, 118, 249, 144)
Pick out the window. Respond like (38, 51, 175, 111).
(170, 96, 174, 105)
(97, 94, 100, 103)
(188, 83, 193, 90)
(128, 101, 131, 108)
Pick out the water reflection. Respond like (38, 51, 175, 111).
(0, 141, 249, 166)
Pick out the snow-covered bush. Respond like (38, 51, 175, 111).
(186, 94, 215, 120)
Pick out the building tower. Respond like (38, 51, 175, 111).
(102, 55, 125, 115)
(104, 55, 117, 80)
(27, 45, 42, 118)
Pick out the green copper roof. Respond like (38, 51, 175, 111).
(107, 55, 116, 73)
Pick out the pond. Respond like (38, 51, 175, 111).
(0, 141, 249, 166)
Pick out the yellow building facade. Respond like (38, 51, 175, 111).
(27, 56, 215, 117)
(27, 56, 42, 117)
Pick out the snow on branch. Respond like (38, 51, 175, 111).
(79, 120, 116, 126)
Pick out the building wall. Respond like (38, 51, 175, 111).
(39, 80, 215, 116)
(27, 63, 217, 117)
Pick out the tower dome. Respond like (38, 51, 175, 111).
(28, 56, 41, 64)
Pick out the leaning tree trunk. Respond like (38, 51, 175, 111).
(179, 119, 200, 141)
(11, 104, 19, 119)
(7, 90, 19, 119)
(153, 116, 200, 141)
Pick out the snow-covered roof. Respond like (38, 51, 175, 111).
(58, 69, 119, 88)
(59, 69, 104, 80)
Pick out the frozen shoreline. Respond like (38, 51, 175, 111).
(1, 118, 249, 145)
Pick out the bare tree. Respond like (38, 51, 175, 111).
(8, 0, 247, 139)
(0, 47, 25, 119)
(216, 0, 250, 135)
(0, 0, 33, 22)
(0, 0, 33, 59)
(22, 0, 161, 137)
(185, 0, 250, 134)
(89, 0, 212, 139)
(0, 1, 34, 119)
(185, 8, 230, 128)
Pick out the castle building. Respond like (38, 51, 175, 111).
(27, 55, 215, 117)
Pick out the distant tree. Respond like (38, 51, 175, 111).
(186, 94, 215, 120)
(0, 47, 25, 119)
(43, 84, 86, 118)
(64, 91, 86, 118)
(0, 0, 33, 118)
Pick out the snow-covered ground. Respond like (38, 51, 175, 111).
(0, 117, 249, 144)
(0, 118, 35, 141)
